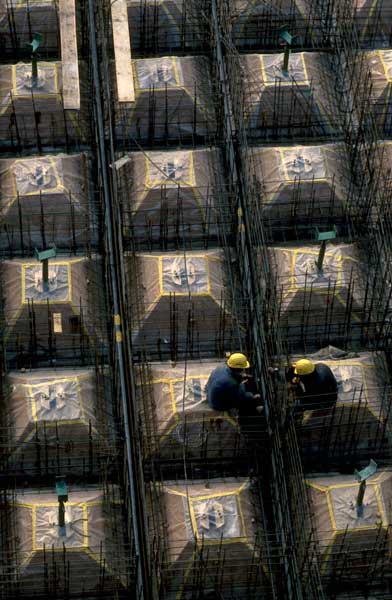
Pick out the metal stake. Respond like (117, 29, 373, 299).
(35, 247, 57, 292)
(283, 45, 291, 74)
(354, 459, 377, 518)
(29, 33, 43, 89)
(279, 26, 293, 75)
(315, 227, 337, 273)
(56, 476, 68, 536)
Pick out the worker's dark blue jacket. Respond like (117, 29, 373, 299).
(294, 362, 338, 410)
(206, 364, 255, 411)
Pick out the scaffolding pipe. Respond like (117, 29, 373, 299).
(87, 1, 153, 598)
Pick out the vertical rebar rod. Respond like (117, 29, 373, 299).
(87, 1, 153, 598)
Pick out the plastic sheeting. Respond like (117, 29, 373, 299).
(135, 56, 183, 88)
(15, 63, 58, 96)
(249, 143, 349, 224)
(278, 147, 326, 180)
(0, 61, 88, 147)
(271, 243, 364, 295)
(150, 478, 266, 596)
(291, 250, 341, 289)
(115, 56, 216, 143)
(31, 378, 81, 421)
(35, 505, 85, 549)
(3, 368, 106, 473)
(0, 63, 60, 116)
(126, 250, 239, 357)
(9, 486, 125, 595)
(2, 256, 105, 358)
(24, 265, 70, 302)
(0, 153, 92, 250)
(366, 50, 392, 133)
(307, 471, 392, 578)
(136, 361, 242, 460)
(268, 243, 367, 336)
(147, 150, 191, 183)
(161, 256, 209, 293)
(192, 495, 242, 540)
(13, 159, 62, 195)
(14, 487, 105, 557)
(119, 148, 223, 243)
(241, 52, 337, 138)
(291, 349, 390, 454)
(262, 53, 308, 83)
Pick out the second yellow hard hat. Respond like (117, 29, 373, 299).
(227, 353, 250, 369)
(294, 359, 315, 376)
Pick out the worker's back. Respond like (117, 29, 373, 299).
(296, 362, 338, 409)
(206, 364, 242, 411)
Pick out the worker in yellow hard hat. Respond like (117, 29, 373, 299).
(206, 353, 263, 415)
(286, 357, 338, 412)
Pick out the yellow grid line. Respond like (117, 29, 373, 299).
(378, 50, 392, 83)
(285, 248, 344, 296)
(260, 52, 310, 87)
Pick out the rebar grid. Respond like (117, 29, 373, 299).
(0, 0, 61, 60)
(220, 0, 392, 597)
(0, 480, 135, 599)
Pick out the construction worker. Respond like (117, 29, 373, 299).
(287, 358, 338, 412)
(206, 353, 262, 416)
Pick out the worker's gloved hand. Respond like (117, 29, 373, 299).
(255, 405, 264, 414)
(253, 394, 261, 400)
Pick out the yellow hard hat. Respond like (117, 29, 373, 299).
(294, 359, 315, 376)
(227, 353, 250, 369)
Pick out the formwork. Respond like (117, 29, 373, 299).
(362, 50, 392, 136)
(147, 477, 272, 599)
(230, 0, 333, 50)
(219, 0, 392, 591)
(113, 55, 218, 147)
(135, 360, 252, 463)
(248, 143, 352, 241)
(0, 484, 132, 599)
(0, 61, 90, 150)
(0, 366, 112, 476)
(240, 51, 339, 140)
(0, 255, 107, 366)
(0, 153, 96, 254)
(268, 241, 374, 351)
(306, 471, 392, 595)
(126, 0, 208, 55)
(350, 0, 392, 48)
(0, 0, 59, 58)
(0, 2, 140, 600)
(118, 147, 228, 249)
(15, 0, 392, 597)
(126, 249, 246, 360)
(290, 347, 392, 465)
